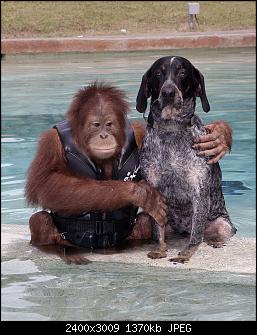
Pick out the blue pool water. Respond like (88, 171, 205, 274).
(1, 48, 256, 321)
(1, 260, 255, 321)
(1, 48, 256, 236)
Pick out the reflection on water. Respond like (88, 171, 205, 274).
(1, 260, 255, 321)
(1, 48, 256, 236)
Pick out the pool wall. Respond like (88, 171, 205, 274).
(1, 29, 255, 54)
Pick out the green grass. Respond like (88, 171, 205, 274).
(1, 1, 256, 38)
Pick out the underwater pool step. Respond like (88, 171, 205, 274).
(1, 224, 255, 274)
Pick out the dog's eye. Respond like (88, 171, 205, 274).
(156, 71, 162, 77)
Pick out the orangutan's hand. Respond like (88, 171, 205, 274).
(192, 121, 232, 164)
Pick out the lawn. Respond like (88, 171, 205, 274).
(1, 1, 256, 38)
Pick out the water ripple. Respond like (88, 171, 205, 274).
(1, 138, 25, 143)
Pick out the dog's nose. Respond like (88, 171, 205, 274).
(161, 86, 175, 98)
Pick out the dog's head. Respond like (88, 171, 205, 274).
(136, 56, 210, 123)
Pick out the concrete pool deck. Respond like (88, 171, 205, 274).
(2, 224, 256, 274)
(1, 29, 255, 54)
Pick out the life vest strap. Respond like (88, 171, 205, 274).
(52, 212, 135, 249)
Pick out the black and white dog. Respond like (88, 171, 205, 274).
(136, 56, 236, 263)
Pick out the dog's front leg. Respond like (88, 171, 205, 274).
(147, 220, 167, 259)
(170, 193, 209, 263)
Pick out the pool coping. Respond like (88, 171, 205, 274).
(2, 224, 256, 274)
(1, 29, 256, 54)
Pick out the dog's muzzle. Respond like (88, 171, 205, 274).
(161, 85, 176, 99)
(159, 82, 183, 118)
(159, 93, 183, 120)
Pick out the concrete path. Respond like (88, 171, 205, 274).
(2, 224, 255, 274)
(1, 29, 255, 54)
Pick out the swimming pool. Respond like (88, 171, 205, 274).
(2, 47, 255, 236)
(1, 48, 256, 321)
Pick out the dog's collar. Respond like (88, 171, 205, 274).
(151, 116, 196, 132)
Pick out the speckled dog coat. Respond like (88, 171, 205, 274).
(140, 99, 235, 245)
(137, 56, 236, 247)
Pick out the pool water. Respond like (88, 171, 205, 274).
(1, 47, 255, 236)
(1, 260, 255, 321)
(1, 48, 256, 321)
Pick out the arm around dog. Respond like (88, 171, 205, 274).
(135, 56, 233, 165)
(25, 127, 167, 223)
(192, 120, 232, 164)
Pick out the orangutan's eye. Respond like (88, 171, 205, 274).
(93, 122, 100, 127)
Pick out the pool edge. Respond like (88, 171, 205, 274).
(2, 224, 256, 275)
(1, 30, 256, 55)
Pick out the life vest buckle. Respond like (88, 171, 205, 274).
(60, 232, 67, 240)
(95, 221, 104, 235)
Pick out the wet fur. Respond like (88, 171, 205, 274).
(25, 82, 169, 264)
(141, 101, 234, 262)
(138, 56, 236, 262)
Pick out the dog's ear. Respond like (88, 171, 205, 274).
(136, 69, 151, 113)
(193, 67, 210, 113)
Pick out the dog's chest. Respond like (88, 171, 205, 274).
(140, 127, 210, 192)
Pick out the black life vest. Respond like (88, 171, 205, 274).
(52, 119, 142, 249)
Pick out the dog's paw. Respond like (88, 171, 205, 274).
(147, 249, 167, 259)
(169, 255, 190, 264)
